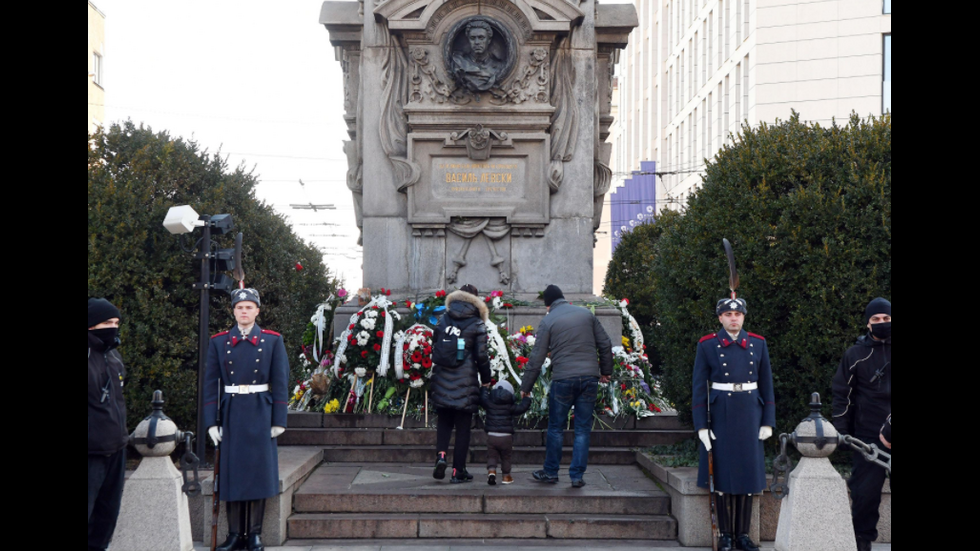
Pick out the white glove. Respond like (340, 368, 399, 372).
(698, 429, 716, 451)
(208, 426, 222, 445)
(271, 426, 285, 438)
(759, 426, 772, 440)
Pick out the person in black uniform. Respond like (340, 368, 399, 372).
(88, 298, 128, 551)
(692, 296, 775, 551)
(204, 288, 289, 551)
(831, 297, 891, 551)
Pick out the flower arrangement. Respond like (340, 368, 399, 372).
(396, 324, 434, 388)
(289, 288, 671, 422)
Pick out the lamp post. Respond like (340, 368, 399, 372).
(164, 205, 243, 463)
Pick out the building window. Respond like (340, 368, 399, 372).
(93, 52, 103, 87)
(882, 34, 891, 113)
(883, 0, 891, 14)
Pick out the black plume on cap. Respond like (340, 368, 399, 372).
(543, 284, 564, 307)
(88, 298, 120, 328)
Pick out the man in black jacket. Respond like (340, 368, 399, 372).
(831, 297, 891, 551)
(88, 298, 128, 551)
(520, 285, 613, 487)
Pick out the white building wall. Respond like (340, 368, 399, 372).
(608, 0, 891, 215)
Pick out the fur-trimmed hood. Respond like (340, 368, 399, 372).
(445, 290, 489, 322)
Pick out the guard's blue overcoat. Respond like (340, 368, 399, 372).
(692, 329, 775, 494)
(204, 324, 289, 502)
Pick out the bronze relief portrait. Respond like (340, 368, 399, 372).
(443, 16, 516, 94)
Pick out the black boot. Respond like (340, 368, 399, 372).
(245, 499, 265, 551)
(715, 493, 734, 551)
(216, 500, 247, 551)
(733, 494, 760, 551)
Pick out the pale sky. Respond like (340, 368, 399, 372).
(93, 0, 632, 289)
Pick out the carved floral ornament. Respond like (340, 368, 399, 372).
(407, 44, 549, 106)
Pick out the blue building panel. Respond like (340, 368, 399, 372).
(611, 161, 656, 255)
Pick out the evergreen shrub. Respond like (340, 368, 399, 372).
(88, 121, 340, 433)
(625, 112, 890, 445)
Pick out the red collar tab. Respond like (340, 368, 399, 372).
(251, 335, 259, 345)
(231, 335, 239, 346)
(721, 337, 731, 347)
(739, 338, 747, 349)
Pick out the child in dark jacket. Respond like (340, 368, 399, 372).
(480, 380, 532, 484)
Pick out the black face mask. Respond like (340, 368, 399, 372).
(869, 322, 891, 340)
(90, 327, 119, 349)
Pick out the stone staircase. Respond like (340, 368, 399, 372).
(278, 411, 692, 541)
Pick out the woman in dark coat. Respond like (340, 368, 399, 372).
(429, 284, 492, 483)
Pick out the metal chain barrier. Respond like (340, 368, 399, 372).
(840, 434, 891, 476)
(769, 433, 794, 500)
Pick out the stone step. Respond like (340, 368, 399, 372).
(278, 427, 692, 448)
(292, 462, 671, 514)
(287, 512, 677, 539)
(287, 411, 688, 431)
(294, 484, 670, 515)
(315, 445, 640, 464)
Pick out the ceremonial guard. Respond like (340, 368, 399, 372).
(205, 288, 289, 551)
(692, 241, 775, 551)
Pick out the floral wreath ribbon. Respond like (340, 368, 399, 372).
(486, 321, 522, 386)
(333, 295, 395, 378)
(310, 294, 335, 364)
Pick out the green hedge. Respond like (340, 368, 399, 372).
(615, 112, 890, 444)
(88, 121, 340, 434)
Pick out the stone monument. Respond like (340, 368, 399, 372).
(319, 0, 637, 331)
(772, 393, 857, 551)
(112, 391, 197, 551)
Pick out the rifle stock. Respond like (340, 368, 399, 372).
(210, 444, 220, 550)
(210, 384, 221, 551)
(706, 382, 719, 551)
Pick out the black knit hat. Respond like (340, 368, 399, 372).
(864, 297, 891, 324)
(460, 284, 479, 296)
(88, 298, 120, 328)
(543, 284, 564, 307)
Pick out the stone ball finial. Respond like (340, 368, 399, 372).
(129, 390, 182, 457)
(792, 392, 838, 458)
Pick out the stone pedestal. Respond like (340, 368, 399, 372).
(112, 457, 194, 551)
(774, 457, 856, 551)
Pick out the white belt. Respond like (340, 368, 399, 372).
(712, 382, 757, 392)
(224, 384, 269, 394)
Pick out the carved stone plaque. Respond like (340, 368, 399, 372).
(432, 157, 526, 199)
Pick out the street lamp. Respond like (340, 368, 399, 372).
(162, 205, 244, 463)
